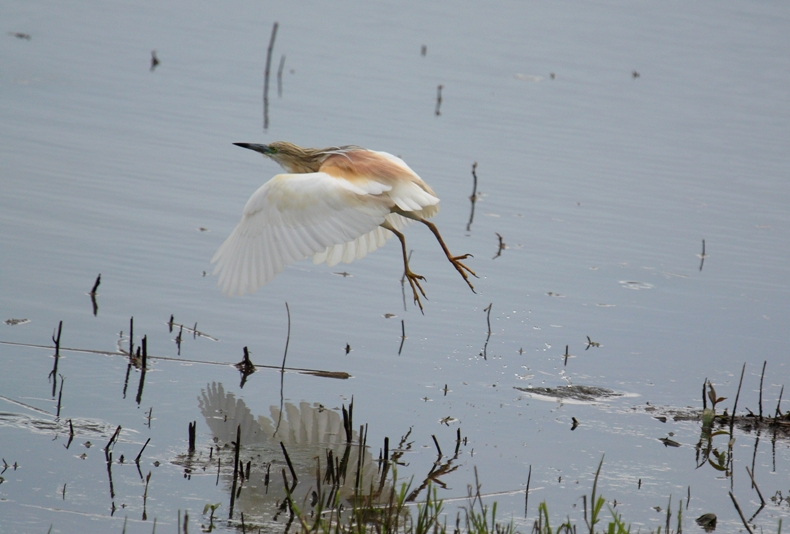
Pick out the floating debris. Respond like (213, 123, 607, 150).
(585, 336, 601, 350)
(659, 437, 681, 448)
(695, 513, 717, 532)
(515, 385, 622, 402)
(4, 318, 30, 326)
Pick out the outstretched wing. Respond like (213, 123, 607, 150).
(212, 172, 392, 296)
(312, 212, 410, 267)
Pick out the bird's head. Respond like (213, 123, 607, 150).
(233, 141, 322, 173)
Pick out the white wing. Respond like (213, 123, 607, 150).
(212, 172, 392, 296)
(312, 213, 409, 267)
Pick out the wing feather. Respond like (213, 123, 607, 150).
(312, 213, 410, 266)
(212, 172, 391, 296)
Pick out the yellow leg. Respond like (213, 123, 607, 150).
(382, 221, 426, 313)
(419, 219, 477, 293)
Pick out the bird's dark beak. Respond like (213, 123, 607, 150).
(233, 143, 271, 155)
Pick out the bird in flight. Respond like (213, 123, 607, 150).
(212, 141, 476, 311)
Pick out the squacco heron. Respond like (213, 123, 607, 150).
(211, 141, 476, 311)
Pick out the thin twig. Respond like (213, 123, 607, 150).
(135, 438, 150, 465)
(105, 425, 121, 453)
(729, 491, 755, 534)
(89, 274, 101, 295)
(56, 375, 65, 417)
(466, 162, 478, 232)
(745, 466, 765, 504)
(730, 363, 746, 436)
(434, 84, 443, 116)
(480, 303, 493, 360)
(759, 361, 766, 421)
(398, 319, 406, 356)
(0, 339, 350, 379)
(50, 321, 63, 397)
(188, 421, 196, 452)
(524, 465, 532, 519)
(281, 302, 291, 373)
(431, 435, 442, 457)
(273, 302, 292, 436)
(280, 442, 298, 484)
(229, 425, 241, 519)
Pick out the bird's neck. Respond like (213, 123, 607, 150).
(279, 159, 322, 174)
(277, 146, 362, 174)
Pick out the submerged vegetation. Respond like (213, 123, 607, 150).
(272, 457, 784, 534)
(274, 457, 697, 534)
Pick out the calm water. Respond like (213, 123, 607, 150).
(2, 1, 789, 532)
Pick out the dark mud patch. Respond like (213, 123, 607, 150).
(639, 404, 790, 439)
(514, 385, 623, 402)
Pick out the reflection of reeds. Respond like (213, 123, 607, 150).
(263, 22, 279, 130)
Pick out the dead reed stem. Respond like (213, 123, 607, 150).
(730, 363, 746, 436)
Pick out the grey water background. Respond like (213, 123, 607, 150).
(2, 0, 789, 532)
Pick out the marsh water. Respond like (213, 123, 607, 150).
(2, 1, 789, 532)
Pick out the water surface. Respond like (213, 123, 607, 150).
(2, 1, 789, 532)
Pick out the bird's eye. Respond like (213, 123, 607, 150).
(268, 146, 279, 154)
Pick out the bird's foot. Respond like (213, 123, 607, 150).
(450, 254, 478, 293)
(405, 270, 427, 313)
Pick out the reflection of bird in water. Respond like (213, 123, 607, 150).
(211, 141, 476, 311)
(196, 383, 388, 525)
